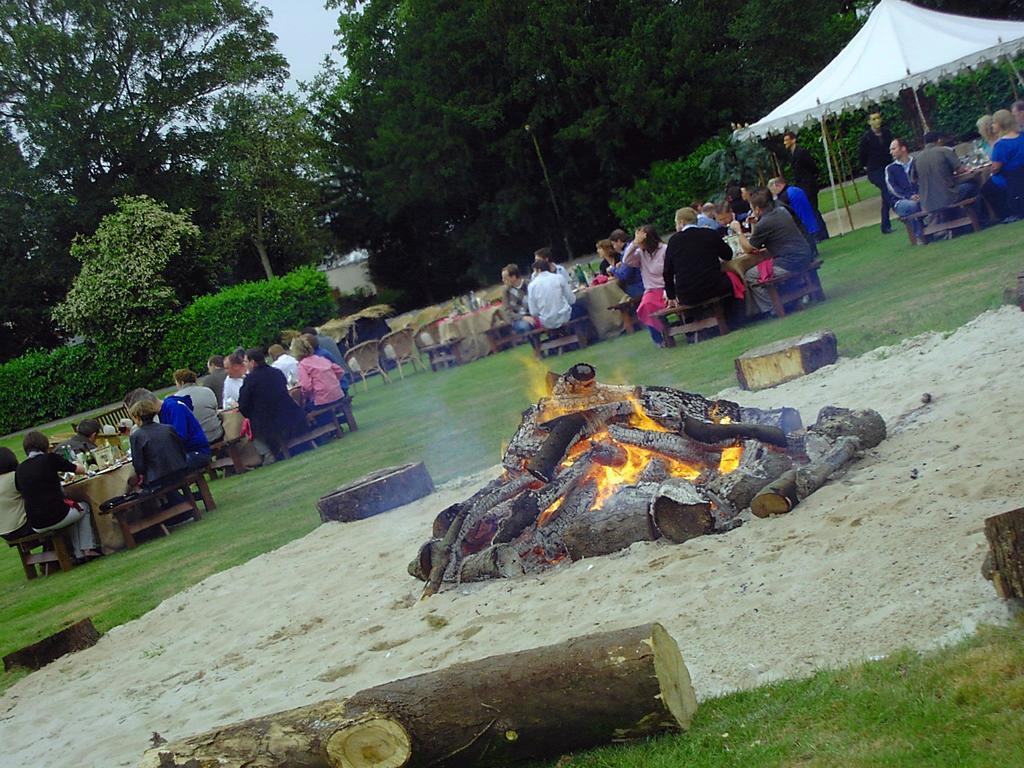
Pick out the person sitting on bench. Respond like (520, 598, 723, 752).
(238, 348, 309, 465)
(290, 337, 345, 427)
(911, 131, 978, 229)
(526, 258, 587, 330)
(14, 432, 99, 560)
(128, 398, 188, 489)
(58, 419, 100, 457)
(0, 447, 33, 543)
(663, 207, 740, 323)
(125, 388, 210, 471)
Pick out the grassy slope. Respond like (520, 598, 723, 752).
(1, 222, 1022, 763)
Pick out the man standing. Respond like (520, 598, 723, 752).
(858, 112, 894, 234)
(783, 131, 828, 239)
(729, 189, 815, 316)
(501, 264, 533, 334)
(912, 131, 977, 215)
(885, 138, 923, 242)
(526, 259, 580, 330)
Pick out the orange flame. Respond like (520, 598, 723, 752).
(718, 445, 742, 474)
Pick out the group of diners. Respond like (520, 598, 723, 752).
(858, 104, 1023, 242)
(0, 327, 352, 563)
(501, 185, 818, 347)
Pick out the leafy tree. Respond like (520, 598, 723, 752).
(53, 196, 200, 362)
(206, 91, 329, 280)
(0, 0, 286, 348)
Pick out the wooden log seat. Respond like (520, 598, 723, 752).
(527, 317, 591, 359)
(99, 479, 202, 549)
(653, 295, 731, 346)
(757, 258, 825, 319)
(901, 197, 981, 245)
(6, 530, 75, 580)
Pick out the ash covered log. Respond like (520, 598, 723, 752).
(562, 484, 659, 559)
(539, 478, 599, 530)
(795, 436, 859, 498)
(639, 387, 740, 430)
(738, 406, 803, 435)
(527, 412, 591, 482)
(810, 407, 885, 449)
(750, 470, 798, 518)
(682, 416, 787, 448)
(458, 544, 525, 582)
(650, 480, 715, 543)
(607, 424, 719, 465)
(493, 493, 541, 545)
(638, 457, 669, 484)
(705, 443, 794, 511)
(140, 623, 697, 768)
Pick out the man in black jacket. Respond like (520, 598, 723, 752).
(663, 207, 737, 320)
(783, 131, 828, 240)
(238, 348, 309, 465)
(858, 111, 894, 234)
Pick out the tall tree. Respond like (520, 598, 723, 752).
(206, 91, 328, 280)
(0, 0, 287, 355)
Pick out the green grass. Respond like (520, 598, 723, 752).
(2, 221, 1023, 764)
(818, 178, 879, 213)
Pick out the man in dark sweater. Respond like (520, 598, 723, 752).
(858, 111, 894, 234)
(783, 131, 828, 239)
(663, 207, 735, 310)
(198, 355, 229, 407)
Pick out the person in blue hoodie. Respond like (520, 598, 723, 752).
(884, 137, 923, 242)
(124, 388, 210, 471)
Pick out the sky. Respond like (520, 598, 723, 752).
(259, 0, 341, 90)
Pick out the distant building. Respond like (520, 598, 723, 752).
(318, 250, 376, 296)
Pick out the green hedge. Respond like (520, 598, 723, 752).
(0, 267, 335, 436)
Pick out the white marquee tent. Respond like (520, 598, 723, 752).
(736, 0, 1024, 140)
(735, 0, 1024, 232)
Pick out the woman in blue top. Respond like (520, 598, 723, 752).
(981, 109, 1024, 222)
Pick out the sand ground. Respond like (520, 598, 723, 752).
(1, 306, 1022, 767)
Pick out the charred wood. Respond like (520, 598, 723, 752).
(563, 484, 659, 559)
(638, 457, 669, 484)
(527, 413, 590, 482)
(810, 407, 885, 449)
(141, 623, 697, 768)
(607, 424, 719, 465)
(738, 406, 803, 435)
(458, 544, 525, 582)
(650, 480, 715, 543)
(795, 436, 859, 498)
(493, 493, 542, 545)
(408, 538, 442, 582)
(639, 387, 740, 430)
(705, 443, 794, 511)
(682, 416, 787, 448)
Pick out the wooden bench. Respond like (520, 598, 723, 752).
(608, 297, 640, 335)
(527, 318, 590, 359)
(206, 437, 249, 479)
(184, 471, 216, 513)
(653, 295, 731, 346)
(99, 479, 202, 549)
(6, 531, 74, 580)
(280, 396, 357, 458)
(73, 404, 131, 434)
(758, 259, 825, 319)
(901, 198, 980, 244)
(484, 322, 528, 354)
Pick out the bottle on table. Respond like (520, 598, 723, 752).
(574, 265, 588, 288)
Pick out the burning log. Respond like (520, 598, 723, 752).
(704, 443, 794, 511)
(639, 386, 740, 429)
(493, 493, 541, 545)
(638, 457, 669, 484)
(562, 484, 659, 560)
(527, 412, 591, 482)
(810, 407, 885, 449)
(606, 424, 719, 465)
(682, 416, 787, 448)
(458, 544, 525, 582)
(540, 478, 599, 530)
(751, 436, 859, 518)
(650, 480, 715, 543)
(140, 623, 697, 768)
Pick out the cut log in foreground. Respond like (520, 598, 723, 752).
(734, 330, 838, 391)
(139, 623, 697, 768)
(318, 464, 435, 523)
(984, 506, 1024, 599)
(751, 437, 859, 518)
(2, 618, 99, 672)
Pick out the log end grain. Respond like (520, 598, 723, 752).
(650, 480, 713, 544)
(649, 623, 699, 731)
(735, 330, 838, 391)
(325, 717, 411, 768)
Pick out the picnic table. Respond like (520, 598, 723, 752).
(574, 281, 629, 339)
(63, 462, 136, 552)
(437, 304, 507, 362)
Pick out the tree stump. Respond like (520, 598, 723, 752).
(984, 507, 1024, 599)
(317, 464, 434, 523)
(734, 330, 838, 391)
(140, 623, 698, 768)
(3, 618, 100, 672)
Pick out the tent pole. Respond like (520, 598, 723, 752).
(819, 115, 847, 236)
(832, 120, 862, 202)
(910, 87, 930, 134)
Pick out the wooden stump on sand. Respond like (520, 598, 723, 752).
(984, 507, 1024, 599)
(317, 463, 434, 523)
(140, 623, 697, 768)
(734, 330, 838, 391)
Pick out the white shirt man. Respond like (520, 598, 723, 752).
(527, 266, 577, 329)
(271, 352, 299, 383)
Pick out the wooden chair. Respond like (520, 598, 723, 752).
(414, 321, 463, 371)
(378, 328, 426, 379)
(99, 479, 202, 549)
(7, 531, 74, 580)
(345, 340, 392, 391)
(757, 259, 826, 318)
(527, 318, 591, 359)
(653, 296, 731, 346)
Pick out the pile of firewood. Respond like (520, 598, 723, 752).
(412, 364, 885, 597)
